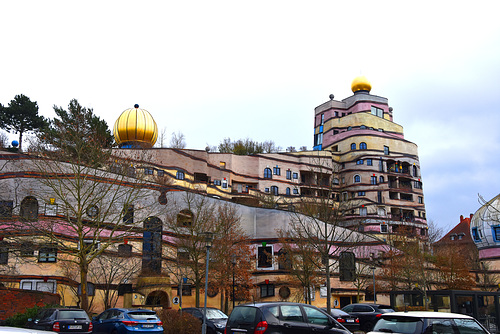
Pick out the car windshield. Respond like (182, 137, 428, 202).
(59, 310, 89, 320)
(205, 309, 228, 320)
(380, 308, 395, 313)
(127, 312, 159, 320)
(229, 307, 257, 325)
(373, 316, 423, 334)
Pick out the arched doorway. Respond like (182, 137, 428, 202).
(20, 196, 38, 221)
(145, 290, 170, 308)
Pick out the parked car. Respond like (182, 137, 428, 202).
(25, 308, 92, 334)
(92, 308, 163, 334)
(182, 307, 228, 334)
(341, 303, 394, 331)
(225, 301, 351, 334)
(0, 327, 56, 334)
(368, 311, 490, 334)
(323, 308, 360, 332)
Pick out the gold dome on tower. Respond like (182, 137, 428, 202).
(351, 75, 372, 93)
(113, 104, 158, 148)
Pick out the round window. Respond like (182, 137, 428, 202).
(86, 205, 99, 218)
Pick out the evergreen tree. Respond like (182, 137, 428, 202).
(0, 94, 47, 150)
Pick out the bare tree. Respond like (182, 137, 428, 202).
(156, 127, 168, 148)
(170, 131, 186, 149)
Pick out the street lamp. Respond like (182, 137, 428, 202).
(202, 232, 213, 334)
(231, 255, 237, 310)
(370, 266, 377, 303)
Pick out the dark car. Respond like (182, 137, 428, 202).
(182, 307, 228, 334)
(25, 308, 92, 334)
(368, 311, 490, 334)
(341, 303, 394, 332)
(225, 301, 351, 334)
(92, 308, 163, 334)
(323, 308, 360, 332)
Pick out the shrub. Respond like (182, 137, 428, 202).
(4, 304, 61, 328)
(158, 309, 201, 334)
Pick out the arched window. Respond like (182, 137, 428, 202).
(143, 216, 163, 274)
(350, 143, 356, 150)
(264, 168, 272, 179)
(286, 187, 291, 195)
(176, 171, 185, 180)
(271, 186, 279, 196)
(360, 142, 367, 150)
(20, 196, 38, 221)
(177, 209, 193, 227)
(379, 176, 385, 183)
(413, 165, 418, 177)
(354, 175, 361, 183)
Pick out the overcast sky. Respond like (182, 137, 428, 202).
(1, 1, 500, 232)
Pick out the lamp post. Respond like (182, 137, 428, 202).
(231, 255, 237, 310)
(370, 266, 377, 303)
(202, 232, 213, 334)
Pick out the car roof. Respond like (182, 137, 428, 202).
(381, 311, 474, 319)
(236, 302, 322, 308)
(0, 327, 56, 334)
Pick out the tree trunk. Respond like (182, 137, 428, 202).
(80, 262, 89, 312)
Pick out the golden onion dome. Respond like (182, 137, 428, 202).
(351, 75, 372, 93)
(113, 104, 158, 147)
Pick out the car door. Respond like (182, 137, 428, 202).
(279, 305, 311, 334)
(303, 306, 346, 334)
(31, 309, 54, 331)
(93, 310, 112, 334)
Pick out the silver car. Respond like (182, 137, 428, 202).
(368, 311, 489, 334)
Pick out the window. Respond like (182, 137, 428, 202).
(45, 203, 57, 216)
(265, 188, 270, 193)
(144, 168, 153, 175)
(257, 245, 273, 269)
(123, 204, 134, 224)
(214, 179, 221, 186)
(418, 196, 423, 204)
(278, 249, 291, 270)
(264, 168, 272, 179)
(220, 161, 226, 169)
(260, 284, 275, 298)
(293, 189, 299, 195)
(360, 125, 366, 129)
(281, 305, 303, 321)
(0, 200, 13, 217)
(358, 191, 365, 196)
(176, 171, 185, 180)
(359, 207, 367, 216)
(320, 114, 324, 125)
(143, 216, 163, 274)
(380, 224, 388, 233)
(304, 306, 330, 326)
(286, 187, 291, 195)
(380, 176, 385, 183)
(20, 279, 57, 293)
(86, 204, 99, 218)
(371, 106, 384, 117)
(177, 209, 193, 227)
(177, 248, 190, 262)
(20, 196, 38, 221)
(347, 126, 352, 131)
(118, 244, 132, 255)
(351, 143, 356, 150)
(493, 226, 500, 242)
(273, 166, 281, 176)
(286, 170, 292, 180)
(157, 170, 165, 177)
(360, 142, 367, 150)
(371, 176, 377, 185)
(271, 186, 279, 195)
(354, 175, 361, 183)
(366, 159, 372, 166)
(292, 172, 298, 179)
(415, 181, 423, 189)
(333, 178, 339, 185)
(339, 251, 355, 281)
(377, 191, 383, 203)
(472, 227, 481, 242)
(222, 179, 228, 188)
(39, 245, 57, 263)
(413, 165, 418, 177)
(0, 244, 8, 264)
(384, 146, 390, 155)
(379, 159, 384, 172)
(356, 159, 364, 165)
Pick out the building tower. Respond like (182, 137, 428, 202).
(113, 104, 158, 148)
(313, 76, 427, 241)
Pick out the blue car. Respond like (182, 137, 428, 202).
(92, 308, 163, 334)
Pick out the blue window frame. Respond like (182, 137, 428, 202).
(360, 142, 367, 150)
(286, 187, 291, 195)
(264, 168, 272, 179)
(356, 159, 364, 165)
(492, 226, 500, 242)
(176, 171, 185, 180)
(351, 143, 356, 150)
(354, 175, 361, 183)
(292, 172, 298, 179)
(472, 227, 481, 242)
(366, 159, 372, 166)
(286, 170, 292, 180)
(273, 166, 281, 176)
